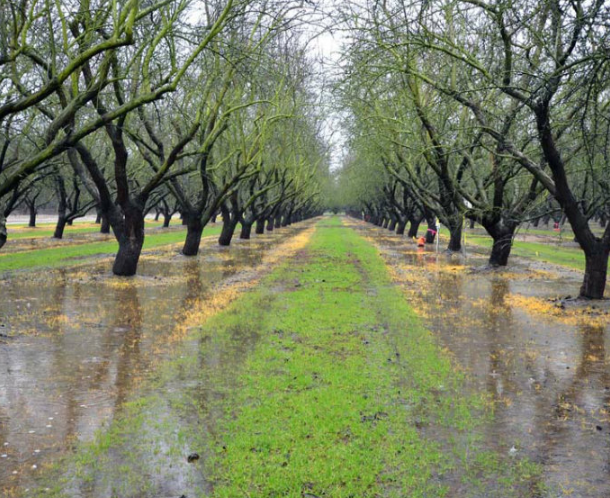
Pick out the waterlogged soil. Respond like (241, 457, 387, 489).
(0, 223, 184, 255)
(0, 223, 312, 496)
(351, 220, 610, 497)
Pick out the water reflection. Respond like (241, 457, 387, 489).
(360, 223, 610, 497)
(0, 225, 308, 495)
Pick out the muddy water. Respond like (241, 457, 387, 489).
(0, 223, 184, 254)
(0, 225, 307, 496)
(355, 222, 610, 498)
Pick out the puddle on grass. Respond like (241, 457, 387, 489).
(0, 224, 311, 496)
(352, 220, 610, 498)
(0, 224, 186, 255)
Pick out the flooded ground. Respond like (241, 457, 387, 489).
(0, 223, 311, 496)
(3, 217, 609, 497)
(351, 220, 610, 497)
(0, 222, 184, 255)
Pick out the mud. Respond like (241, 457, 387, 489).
(352, 220, 610, 498)
(0, 223, 312, 496)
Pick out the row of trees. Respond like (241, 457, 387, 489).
(0, 0, 328, 275)
(332, 0, 610, 299)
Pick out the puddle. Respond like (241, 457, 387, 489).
(0, 224, 186, 255)
(0, 224, 312, 496)
(352, 220, 610, 497)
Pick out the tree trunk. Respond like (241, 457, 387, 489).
(580, 250, 609, 299)
(95, 210, 102, 224)
(100, 215, 110, 234)
(469, 218, 476, 229)
(274, 213, 282, 230)
(424, 212, 437, 243)
(256, 218, 265, 234)
(163, 213, 171, 228)
(67, 219, 73, 226)
(381, 218, 389, 229)
(489, 231, 514, 267)
(0, 216, 6, 250)
(407, 219, 421, 238)
(240, 222, 253, 240)
(388, 218, 397, 231)
(266, 217, 274, 232)
(54, 216, 68, 239)
(447, 221, 463, 252)
(28, 206, 37, 227)
(219, 219, 238, 246)
(112, 209, 145, 277)
(154, 210, 161, 222)
(282, 213, 291, 227)
(396, 219, 407, 235)
(182, 216, 204, 256)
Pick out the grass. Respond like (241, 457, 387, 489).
(5, 219, 178, 240)
(0, 225, 221, 273)
(28, 216, 541, 498)
(433, 227, 603, 271)
(458, 230, 593, 271)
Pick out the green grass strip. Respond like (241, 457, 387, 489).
(435, 227, 604, 271)
(0, 226, 221, 273)
(6, 226, 101, 240)
(203, 218, 539, 497)
(466, 234, 589, 270)
(5, 220, 175, 240)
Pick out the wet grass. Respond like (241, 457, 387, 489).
(433, 227, 601, 271)
(25, 217, 541, 497)
(4, 220, 178, 240)
(6, 225, 101, 239)
(0, 225, 221, 273)
(461, 232, 591, 271)
(202, 218, 541, 497)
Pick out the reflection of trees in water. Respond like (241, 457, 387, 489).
(537, 324, 610, 491)
(113, 283, 143, 409)
(183, 258, 204, 304)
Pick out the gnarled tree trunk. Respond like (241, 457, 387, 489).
(407, 217, 421, 238)
(219, 218, 239, 246)
(100, 215, 110, 234)
(447, 220, 463, 252)
(240, 222, 253, 240)
(486, 224, 517, 267)
(54, 216, 68, 239)
(182, 216, 204, 256)
(112, 207, 145, 277)
(255, 218, 265, 234)
(580, 250, 609, 299)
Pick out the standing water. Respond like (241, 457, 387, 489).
(353, 220, 610, 497)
